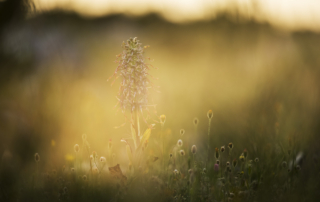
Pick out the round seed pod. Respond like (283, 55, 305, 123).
(226, 161, 230, 166)
(180, 150, 185, 156)
(177, 139, 183, 147)
(228, 142, 233, 150)
(191, 145, 197, 154)
(100, 156, 106, 163)
(221, 146, 225, 153)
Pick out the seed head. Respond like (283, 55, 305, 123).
(188, 169, 193, 174)
(34, 153, 40, 162)
(174, 169, 179, 175)
(254, 158, 259, 163)
(177, 139, 183, 147)
(191, 145, 197, 154)
(216, 160, 220, 165)
(226, 161, 230, 166)
(180, 129, 185, 136)
(160, 115, 166, 125)
(228, 142, 233, 149)
(180, 150, 185, 156)
(203, 168, 207, 174)
(221, 146, 225, 153)
(193, 117, 199, 127)
(207, 110, 213, 119)
(100, 156, 106, 163)
(74, 144, 80, 153)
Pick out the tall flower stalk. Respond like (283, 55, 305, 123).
(109, 37, 157, 149)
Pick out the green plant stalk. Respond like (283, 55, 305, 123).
(131, 122, 138, 150)
(162, 124, 165, 171)
(207, 118, 211, 164)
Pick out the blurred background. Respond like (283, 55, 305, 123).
(1, 0, 320, 198)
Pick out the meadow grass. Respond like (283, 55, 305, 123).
(1, 37, 316, 202)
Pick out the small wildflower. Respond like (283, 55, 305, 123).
(221, 146, 225, 153)
(282, 161, 287, 168)
(177, 139, 183, 147)
(226, 161, 230, 166)
(193, 117, 199, 127)
(180, 129, 185, 136)
(228, 142, 233, 149)
(100, 156, 106, 163)
(207, 110, 213, 119)
(232, 159, 237, 167)
(82, 134, 87, 141)
(216, 160, 220, 165)
(254, 158, 259, 163)
(160, 115, 166, 125)
(191, 145, 197, 154)
(34, 153, 40, 162)
(74, 144, 80, 153)
(174, 169, 179, 175)
(215, 148, 220, 159)
(180, 150, 185, 156)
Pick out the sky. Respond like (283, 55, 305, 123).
(33, 0, 320, 32)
